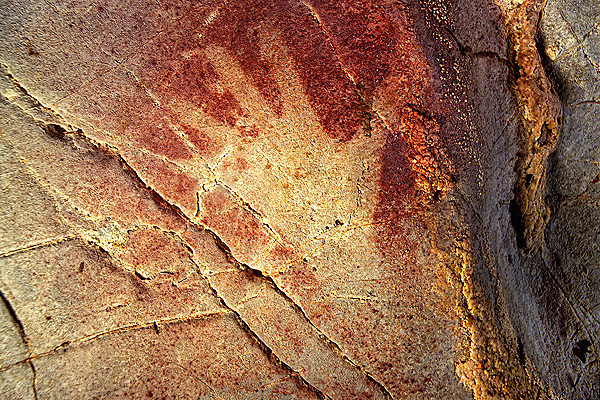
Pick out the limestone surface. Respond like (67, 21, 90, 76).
(0, 0, 597, 399)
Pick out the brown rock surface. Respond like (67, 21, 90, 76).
(1, 0, 594, 399)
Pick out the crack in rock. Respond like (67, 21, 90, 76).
(0, 73, 387, 398)
(215, 180, 283, 242)
(0, 235, 79, 259)
(299, 1, 373, 136)
(0, 288, 38, 399)
(198, 226, 393, 400)
(37, 311, 230, 359)
(443, 25, 510, 64)
(178, 246, 331, 400)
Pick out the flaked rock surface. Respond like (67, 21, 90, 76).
(0, 0, 597, 399)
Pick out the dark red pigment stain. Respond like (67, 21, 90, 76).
(169, 58, 247, 127)
(272, 0, 368, 141)
(195, 0, 428, 140)
(298, 1, 449, 230)
(303, 0, 399, 94)
(293, 0, 457, 229)
(129, 1, 281, 129)
(129, 0, 369, 142)
(197, 0, 371, 141)
(374, 132, 417, 234)
(196, 1, 284, 118)
(364, 0, 465, 238)
(121, 0, 471, 396)
(303, 1, 435, 108)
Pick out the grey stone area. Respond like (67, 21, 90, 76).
(501, 0, 600, 398)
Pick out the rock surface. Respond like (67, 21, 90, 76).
(0, 0, 597, 399)
(520, 0, 600, 398)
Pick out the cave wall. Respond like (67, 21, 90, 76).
(0, 0, 598, 399)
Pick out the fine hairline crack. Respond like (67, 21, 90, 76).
(19, 116, 332, 398)
(0, 235, 79, 259)
(442, 25, 510, 64)
(299, 0, 375, 137)
(180, 234, 331, 400)
(0, 65, 329, 397)
(203, 226, 393, 400)
(0, 288, 38, 399)
(0, 312, 229, 376)
(215, 180, 283, 242)
(3, 51, 389, 399)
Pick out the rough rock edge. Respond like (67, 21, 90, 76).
(1, 65, 391, 399)
(448, 1, 562, 397)
(428, 197, 552, 400)
(447, 1, 562, 398)
(452, 239, 554, 400)
(502, 0, 562, 252)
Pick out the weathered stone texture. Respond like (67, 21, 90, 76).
(524, 0, 600, 398)
(1, 0, 597, 399)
